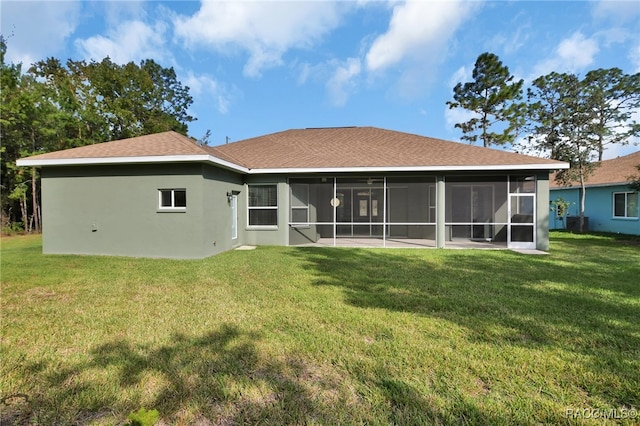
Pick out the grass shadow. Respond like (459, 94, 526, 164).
(4, 324, 363, 424)
(290, 241, 640, 410)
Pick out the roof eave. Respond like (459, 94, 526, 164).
(250, 163, 570, 174)
(551, 181, 636, 190)
(16, 156, 568, 175)
(16, 154, 250, 174)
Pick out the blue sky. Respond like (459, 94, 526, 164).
(1, 0, 639, 159)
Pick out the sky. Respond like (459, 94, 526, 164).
(1, 0, 639, 159)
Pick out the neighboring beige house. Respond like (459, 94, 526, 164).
(17, 127, 568, 258)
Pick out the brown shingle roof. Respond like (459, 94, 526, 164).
(20, 131, 208, 160)
(550, 150, 640, 188)
(18, 127, 567, 171)
(211, 127, 564, 169)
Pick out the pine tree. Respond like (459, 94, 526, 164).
(447, 52, 524, 147)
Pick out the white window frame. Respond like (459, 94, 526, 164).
(290, 183, 310, 227)
(247, 184, 278, 228)
(158, 188, 187, 211)
(613, 191, 639, 219)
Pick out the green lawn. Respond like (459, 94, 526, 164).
(1, 232, 639, 425)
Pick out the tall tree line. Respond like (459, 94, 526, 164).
(449, 52, 640, 231)
(1, 37, 195, 232)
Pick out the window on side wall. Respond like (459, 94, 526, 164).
(159, 189, 187, 210)
(613, 192, 638, 218)
(248, 184, 277, 226)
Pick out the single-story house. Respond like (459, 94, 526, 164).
(17, 127, 568, 258)
(549, 150, 639, 235)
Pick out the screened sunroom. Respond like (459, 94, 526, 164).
(288, 175, 538, 249)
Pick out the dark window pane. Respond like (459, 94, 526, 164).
(614, 193, 625, 217)
(249, 209, 277, 226)
(249, 185, 277, 207)
(511, 225, 534, 242)
(174, 190, 186, 207)
(160, 190, 172, 207)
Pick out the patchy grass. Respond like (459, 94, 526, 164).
(1, 232, 639, 425)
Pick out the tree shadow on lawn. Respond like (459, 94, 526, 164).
(290, 246, 640, 409)
(5, 324, 372, 425)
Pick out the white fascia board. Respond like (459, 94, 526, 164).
(205, 155, 250, 173)
(17, 155, 568, 175)
(16, 154, 250, 174)
(250, 162, 570, 174)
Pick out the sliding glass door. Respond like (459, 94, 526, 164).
(336, 185, 384, 237)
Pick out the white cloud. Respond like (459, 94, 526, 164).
(365, 1, 477, 72)
(100, 0, 148, 27)
(448, 65, 471, 89)
(592, 0, 640, 24)
(444, 105, 477, 131)
(183, 72, 234, 114)
(297, 62, 312, 85)
(0, 1, 81, 67)
(595, 27, 632, 47)
(556, 32, 599, 67)
(326, 57, 362, 107)
(291, 60, 329, 86)
(486, 24, 531, 56)
(173, 1, 345, 78)
(532, 32, 599, 77)
(75, 20, 169, 64)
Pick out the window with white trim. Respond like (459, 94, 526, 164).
(248, 185, 278, 226)
(290, 183, 309, 226)
(159, 189, 186, 210)
(613, 192, 638, 218)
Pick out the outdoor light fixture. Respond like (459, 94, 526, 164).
(226, 191, 233, 202)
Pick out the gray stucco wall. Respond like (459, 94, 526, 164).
(39, 166, 555, 257)
(201, 164, 245, 256)
(41, 163, 243, 258)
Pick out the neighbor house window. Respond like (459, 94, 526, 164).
(159, 189, 186, 210)
(248, 185, 277, 226)
(613, 192, 638, 218)
(290, 183, 309, 226)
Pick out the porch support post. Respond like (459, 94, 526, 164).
(536, 173, 550, 251)
(333, 177, 337, 247)
(383, 176, 387, 248)
(436, 175, 446, 248)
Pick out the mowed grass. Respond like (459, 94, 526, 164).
(1, 233, 639, 425)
